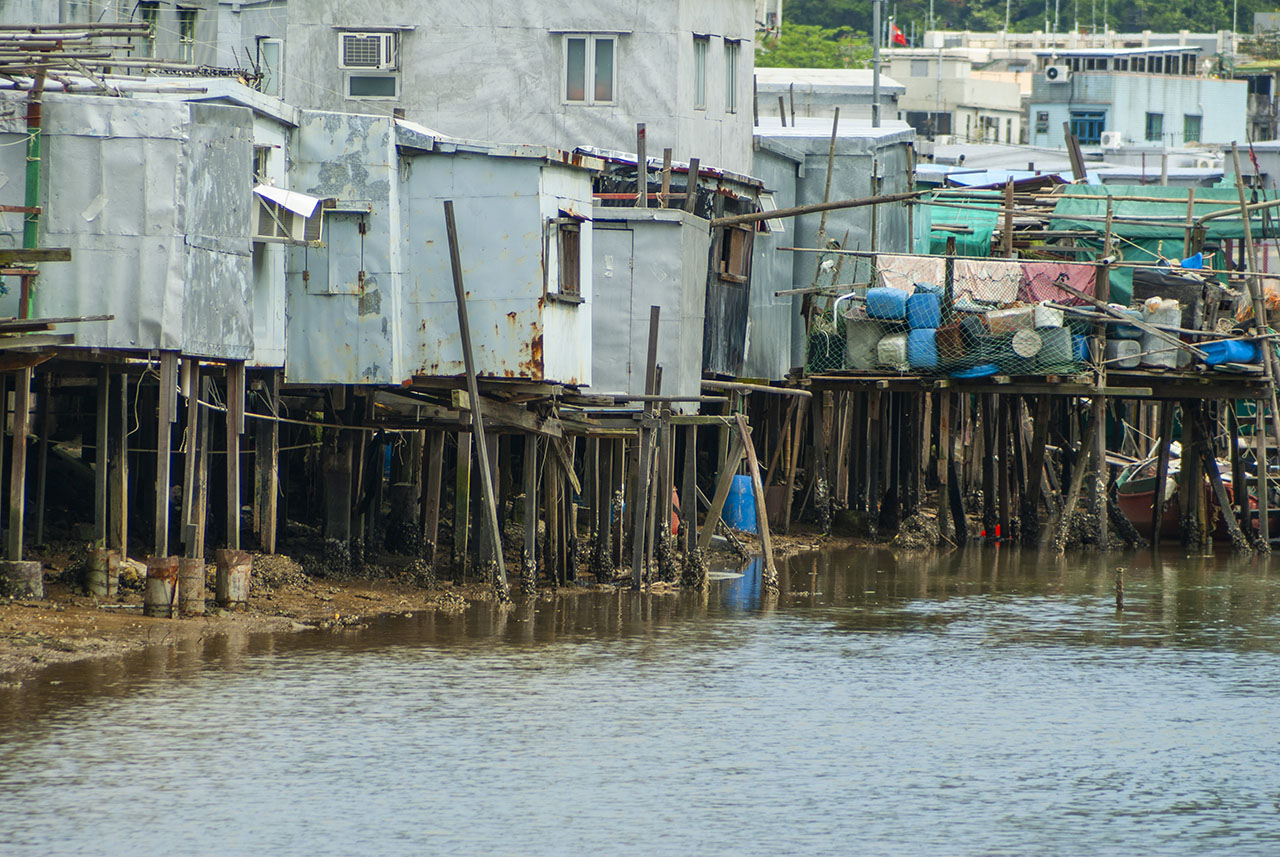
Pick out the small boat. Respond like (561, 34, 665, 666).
(1115, 448, 1272, 541)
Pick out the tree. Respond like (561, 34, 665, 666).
(757, 23, 873, 69)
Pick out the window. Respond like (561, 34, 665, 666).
(1116, 58, 1128, 70)
(1006, 118, 1012, 143)
(338, 31, 399, 99)
(177, 8, 196, 63)
(693, 36, 708, 110)
(724, 40, 740, 114)
(1035, 111, 1050, 133)
(717, 225, 753, 282)
(1145, 112, 1163, 142)
(253, 146, 270, 185)
(1184, 114, 1202, 143)
(564, 35, 615, 104)
(136, 1, 158, 58)
(1150, 55, 1163, 74)
(547, 215, 583, 302)
(257, 37, 283, 97)
(1069, 110, 1105, 144)
(911, 59, 929, 77)
(1133, 57, 1145, 72)
(758, 193, 786, 233)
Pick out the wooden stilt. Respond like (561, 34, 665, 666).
(32, 372, 50, 547)
(698, 434, 747, 554)
(783, 399, 806, 533)
(1196, 410, 1249, 551)
(937, 391, 952, 541)
(681, 424, 698, 551)
(108, 372, 129, 554)
(93, 365, 109, 546)
(6, 368, 31, 560)
(735, 415, 778, 594)
(1051, 413, 1099, 553)
(1151, 401, 1175, 543)
(193, 376, 211, 559)
(421, 430, 444, 565)
(521, 434, 538, 592)
(1258, 400, 1271, 549)
(1092, 394, 1108, 550)
(180, 360, 201, 557)
(630, 306, 661, 589)
(224, 360, 245, 551)
(1022, 395, 1051, 545)
(254, 369, 280, 553)
(453, 430, 472, 574)
(154, 354, 178, 558)
(982, 395, 997, 542)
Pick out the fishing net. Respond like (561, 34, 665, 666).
(809, 254, 1114, 377)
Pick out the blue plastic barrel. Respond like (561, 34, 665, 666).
(907, 292, 942, 329)
(1071, 334, 1090, 362)
(1200, 340, 1262, 365)
(723, 474, 759, 534)
(866, 287, 908, 320)
(907, 328, 939, 370)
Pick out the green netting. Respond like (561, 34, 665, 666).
(924, 195, 1000, 256)
(1049, 185, 1266, 242)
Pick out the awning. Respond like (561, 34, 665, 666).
(253, 185, 326, 219)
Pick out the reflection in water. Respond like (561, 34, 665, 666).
(1, 547, 1279, 856)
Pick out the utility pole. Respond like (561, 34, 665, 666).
(872, 0, 882, 127)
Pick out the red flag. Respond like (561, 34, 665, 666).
(891, 23, 907, 46)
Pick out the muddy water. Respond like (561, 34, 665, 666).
(2, 547, 1280, 856)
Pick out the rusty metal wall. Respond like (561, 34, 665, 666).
(283, 110, 596, 387)
(0, 92, 254, 359)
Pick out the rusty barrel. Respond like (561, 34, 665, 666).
(215, 549, 251, 610)
(0, 560, 43, 599)
(86, 548, 120, 599)
(143, 557, 179, 618)
(178, 558, 206, 616)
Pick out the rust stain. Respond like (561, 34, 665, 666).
(506, 311, 518, 321)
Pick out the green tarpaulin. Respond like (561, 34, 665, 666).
(924, 194, 999, 257)
(1050, 184, 1266, 244)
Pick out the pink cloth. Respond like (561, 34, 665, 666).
(1020, 262, 1097, 305)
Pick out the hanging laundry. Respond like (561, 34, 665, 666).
(875, 253, 946, 295)
(952, 259, 1022, 304)
(1019, 261, 1098, 305)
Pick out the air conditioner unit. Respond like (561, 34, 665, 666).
(1100, 131, 1123, 149)
(1195, 157, 1216, 169)
(253, 186, 329, 244)
(338, 31, 397, 70)
(1044, 64, 1071, 83)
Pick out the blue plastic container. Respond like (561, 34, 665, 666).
(1109, 308, 1144, 340)
(723, 474, 759, 534)
(1200, 339, 1262, 366)
(866, 287, 908, 320)
(1071, 334, 1090, 362)
(907, 328, 939, 371)
(907, 292, 942, 330)
(952, 362, 1000, 378)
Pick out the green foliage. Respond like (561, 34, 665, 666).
(787, 0, 1274, 40)
(757, 23, 873, 68)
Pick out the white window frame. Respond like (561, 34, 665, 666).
(136, 1, 158, 59)
(337, 31, 398, 71)
(177, 7, 197, 64)
(693, 35, 709, 110)
(344, 71, 401, 101)
(257, 37, 283, 97)
(724, 39, 741, 114)
(562, 34, 617, 105)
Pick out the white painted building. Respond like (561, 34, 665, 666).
(215, 0, 757, 176)
(883, 50, 1024, 143)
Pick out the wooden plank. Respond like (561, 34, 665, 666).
(631, 305, 661, 588)
(154, 353, 177, 557)
(254, 369, 280, 553)
(93, 365, 108, 545)
(735, 415, 778, 594)
(181, 360, 201, 556)
(109, 371, 128, 554)
(0, 247, 70, 264)
(443, 200, 507, 595)
(453, 430, 472, 570)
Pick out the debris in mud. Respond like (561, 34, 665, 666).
(891, 512, 940, 550)
(252, 554, 309, 592)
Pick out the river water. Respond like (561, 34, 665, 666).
(2, 546, 1279, 856)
